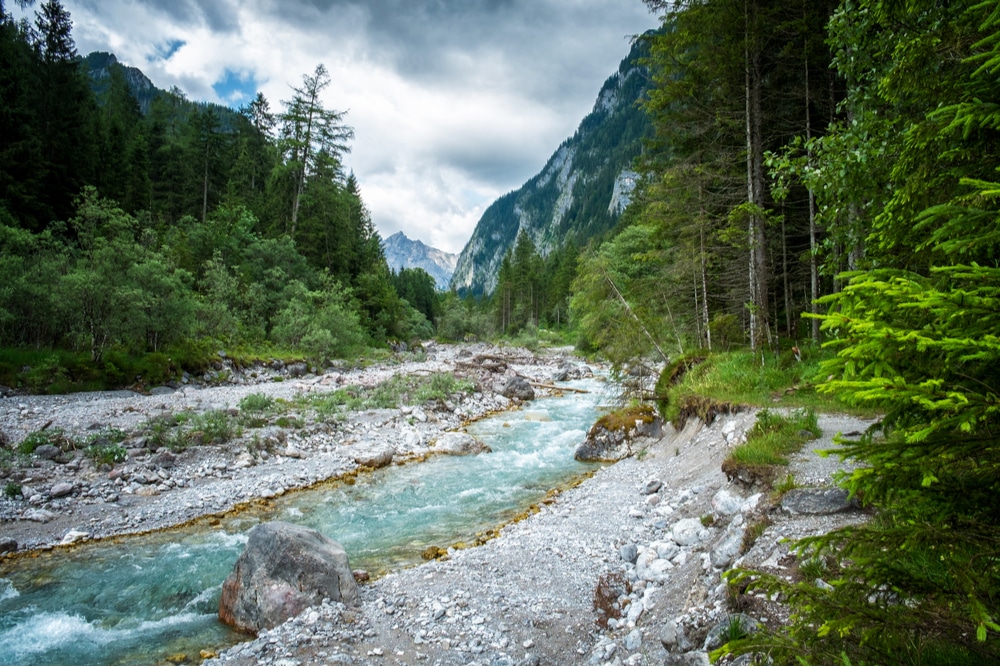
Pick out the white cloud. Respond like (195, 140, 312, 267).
(14, 0, 656, 254)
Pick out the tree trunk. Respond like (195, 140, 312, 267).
(745, 0, 769, 353)
(805, 37, 820, 343)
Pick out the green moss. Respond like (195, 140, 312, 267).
(594, 404, 657, 432)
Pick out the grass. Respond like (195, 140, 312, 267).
(726, 408, 820, 468)
(655, 346, 872, 425)
(295, 372, 476, 415)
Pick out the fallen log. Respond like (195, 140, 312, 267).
(529, 382, 589, 394)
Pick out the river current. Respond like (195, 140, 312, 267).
(0, 376, 610, 665)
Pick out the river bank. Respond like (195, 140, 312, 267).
(0, 343, 592, 553)
(0, 343, 873, 666)
(203, 408, 872, 667)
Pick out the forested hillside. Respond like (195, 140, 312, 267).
(572, 0, 1000, 662)
(0, 1, 437, 389)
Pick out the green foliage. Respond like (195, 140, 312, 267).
(0, 13, 420, 385)
(18, 430, 52, 455)
(271, 278, 366, 363)
(238, 392, 275, 414)
(656, 349, 839, 425)
(720, 2, 1000, 663)
(185, 409, 239, 445)
(85, 441, 126, 466)
(436, 293, 494, 342)
(725, 409, 820, 468)
(3, 481, 21, 498)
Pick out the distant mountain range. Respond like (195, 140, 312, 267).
(450, 36, 652, 296)
(382, 231, 459, 290)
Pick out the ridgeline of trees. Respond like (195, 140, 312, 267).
(0, 1, 448, 388)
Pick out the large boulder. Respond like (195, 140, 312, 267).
(432, 432, 492, 456)
(574, 406, 663, 462)
(354, 447, 394, 469)
(498, 376, 535, 401)
(219, 521, 359, 635)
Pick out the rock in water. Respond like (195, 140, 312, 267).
(498, 376, 535, 401)
(219, 521, 359, 634)
(432, 432, 492, 456)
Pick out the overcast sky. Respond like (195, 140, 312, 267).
(14, 0, 658, 253)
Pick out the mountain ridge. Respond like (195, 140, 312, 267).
(450, 36, 652, 296)
(382, 231, 459, 291)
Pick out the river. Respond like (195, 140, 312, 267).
(0, 376, 610, 665)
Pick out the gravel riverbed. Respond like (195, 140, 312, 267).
(0, 343, 875, 666)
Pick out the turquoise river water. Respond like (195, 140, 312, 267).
(0, 377, 610, 665)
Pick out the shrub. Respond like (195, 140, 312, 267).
(239, 392, 275, 414)
(85, 442, 126, 465)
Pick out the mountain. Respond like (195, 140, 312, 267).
(83, 52, 161, 114)
(450, 37, 652, 296)
(382, 232, 459, 290)
(83, 51, 242, 129)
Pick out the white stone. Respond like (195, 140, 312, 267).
(60, 530, 89, 545)
(711, 488, 743, 516)
(670, 517, 705, 546)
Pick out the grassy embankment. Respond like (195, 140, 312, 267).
(653, 345, 875, 486)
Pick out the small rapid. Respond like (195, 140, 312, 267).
(0, 377, 610, 665)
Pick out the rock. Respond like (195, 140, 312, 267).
(258, 427, 287, 449)
(433, 432, 492, 456)
(149, 386, 175, 396)
(286, 362, 309, 378)
(781, 487, 856, 515)
(636, 418, 663, 439)
(0, 537, 17, 554)
(60, 530, 89, 546)
(354, 448, 394, 469)
(23, 508, 57, 523)
(551, 367, 569, 382)
(352, 569, 370, 583)
(498, 376, 535, 401)
(703, 613, 761, 651)
(624, 628, 642, 651)
(34, 444, 62, 460)
(659, 619, 678, 649)
(670, 517, 706, 546)
(281, 447, 303, 459)
(710, 524, 744, 569)
(219, 521, 359, 634)
(643, 479, 663, 495)
(574, 428, 630, 463)
(620, 543, 639, 564)
(50, 482, 74, 498)
(235, 452, 255, 468)
(711, 488, 743, 516)
(635, 550, 673, 582)
(152, 450, 177, 468)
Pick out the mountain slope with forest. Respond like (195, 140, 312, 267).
(450, 37, 651, 296)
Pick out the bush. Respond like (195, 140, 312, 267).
(239, 392, 275, 414)
(18, 428, 73, 454)
(272, 279, 366, 363)
(85, 442, 126, 465)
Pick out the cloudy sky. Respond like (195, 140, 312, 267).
(14, 0, 658, 253)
